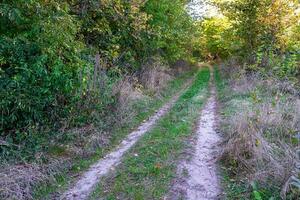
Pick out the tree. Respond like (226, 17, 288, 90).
(194, 16, 233, 60)
(144, 0, 195, 63)
(212, 0, 300, 73)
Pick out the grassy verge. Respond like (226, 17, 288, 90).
(32, 69, 197, 199)
(214, 66, 264, 200)
(214, 66, 257, 200)
(89, 67, 211, 200)
(214, 65, 298, 199)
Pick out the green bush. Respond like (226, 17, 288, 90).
(0, 1, 85, 135)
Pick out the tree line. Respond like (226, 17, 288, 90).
(197, 0, 299, 77)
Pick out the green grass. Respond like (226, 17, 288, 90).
(32, 69, 197, 199)
(89, 68, 211, 200)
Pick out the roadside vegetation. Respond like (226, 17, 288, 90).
(2, 64, 196, 200)
(1, 0, 195, 162)
(209, 0, 300, 198)
(215, 60, 300, 199)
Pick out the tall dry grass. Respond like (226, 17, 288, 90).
(138, 57, 172, 92)
(219, 61, 300, 198)
(0, 159, 69, 200)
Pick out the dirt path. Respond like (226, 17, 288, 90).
(185, 84, 221, 200)
(168, 70, 222, 200)
(61, 78, 195, 200)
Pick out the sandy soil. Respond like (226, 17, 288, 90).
(168, 73, 222, 200)
(185, 86, 221, 200)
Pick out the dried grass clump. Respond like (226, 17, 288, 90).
(63, 125, 111, 156)
(0, 158, 68, 200)
(221, 110, 295, 184)
(220, 62, 262, 94)
(112, 76, 145, 125)
(113, 76, 144, 106)
(0, 164, 44, 199)
(112, 57, 173, 125)
(139, 57, 172, 93)
(231, 73, 261, 94)
(220, 68, 300, 191)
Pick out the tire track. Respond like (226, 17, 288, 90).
(61, 77, 196, 200)
(185, 84, 221, 200)
(167, 69, 222, 200)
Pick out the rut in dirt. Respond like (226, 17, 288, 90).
(61, 78, 195, 200)
(185, 77, 222, 200)
(168, 70, 222, 200)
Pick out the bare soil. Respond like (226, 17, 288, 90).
(185, 87, 221, 200)
(168, 73, 222, 200)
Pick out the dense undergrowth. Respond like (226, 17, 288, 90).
(0, 1, 199, 197)
(215, 63, 300, 199)
(89, 68, 210, 200)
